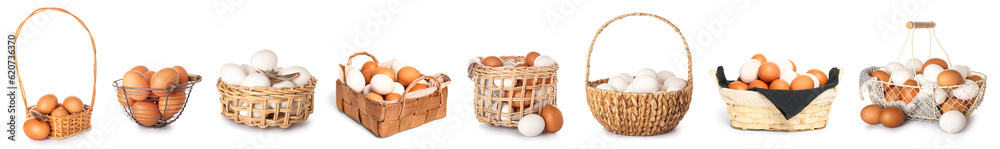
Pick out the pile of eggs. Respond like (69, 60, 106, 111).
(478, 51, 557, 88)
(219, 49, 313, 118)
(340, 57, 425, 103)
(516, 105, 563, 137)
(595, 68, 687, 93)
(729, 54, 828, 90)
(120, 65, 191, 126)
(24, 94, 87, 140)
(869, 58, 982, 113)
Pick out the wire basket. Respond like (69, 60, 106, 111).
(468, 55, 558, 128)
(14, 7, 96, 140)
(859, 22, 986, 122)
(584, 12, 693, 136)
(218, 75, 316, 128)
(113, 75, 201, 127)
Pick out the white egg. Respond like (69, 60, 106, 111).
(279, 66, 312, 86)
(371, 74, 395, 95)
(240, 73, 271, 87)
(493, 102, 513, 121)
(346, 69, 366, 92)
(805, 73, 821, 88)
(939, 110, 966, 134)
(904, 58, 924, 73)
(493, 77, 515, 87)
(596, 83, 616, 91)
(779, 71, 797, 85)
(362, 84, 373, 95)
(607, 76, 628, 92)
(632, 75, 660, 93)
(934, 88, 948, 105)
(239, 102, 270, 118)
(532, 55, 555, 66)
(950, 81, 980, 100)
(250, 49, 278, 70)
(889, 68, 914, 84)
(773, 59, 794, 71)
(221, 63, 248, 86)
(951, 65, 970, 79)
(617, 73, 633, 84)
(663, 78, 688, 90)
(504, 61, 516, 67)
(392, 82, 405, 95)
(517, 114, 546, 137)
(241, 64, 257, 74)
(272, 81, 296, 88)
(656, 71, 676, 82)
(740, 59, 761, 84)
(923, 64, 944, 84)
(666, 86, 683, 92)
(885, 62, 905, 75)
(914, 74, 928, 86)
(624, 84, 637, 92)
(637, 68, 657, 78)
(391, 59, 408, 73)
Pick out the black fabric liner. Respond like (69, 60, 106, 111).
(716, 66, 840, 120)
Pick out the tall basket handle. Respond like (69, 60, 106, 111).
(14, 8, 97, 117)
(346, 51, 379, 65)
(586, 12, 693, 84)
(889, 21, 951, 83)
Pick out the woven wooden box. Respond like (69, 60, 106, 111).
(336, 78, 448, 138)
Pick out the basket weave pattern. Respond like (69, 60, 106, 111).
(712, 69, 841, 131)
(218, 77, 316, 128)
(468, 56, 558, 128)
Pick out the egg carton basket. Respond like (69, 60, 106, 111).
(112, 75, 201, 127)
(467, 55, 558, 128)
(584, 13, 692, 136)
(337, 52, 450, 138)
(711, 67, 843, 131)
(218, 75, 316, 128)
(14, 8, 95, 140)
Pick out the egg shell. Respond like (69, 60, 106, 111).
(933, 88, 948, 105)
(540, 105, 563, 133)
(385, 93, 402, 102)
(941, 98, 970, 114)
(937, 70, 964, 86)
(880, 107, 905, 128)
(951, 65, 970, 79)
(391, 60, 408, 73)
(525, 52, 541, 66)
(159, 92, 187, 121)
(939, 110, 967, 133)
(362, 84, 373, 95)
(951, 81, 980, 100)
(666, 86, 683, 92)
(806, 69, 828, 86)
(923, 58, 949, 70)
(24, 119, 50, 140)
(241, 73, 271, 87)
(804, 74, 821, 88)
(632, 75, 660, 93)
(371, 74, 396, 95)
(51, 107, 69, 117)
(751, 54, 767, 62)
(220, 63, 248, 86)
(637, 68, 657, 78)
(144, 71, 155, 80)
(790, 75, 815, 90)
(532, 55, 555, 67)
(758, 62, 781, 83)
(728, 81, 749, 90)
(596, 83, 616, 91)
(241, 64, 257, 74)
(279, 66, 312, 86)
(150, 68, 180, 97)
(132, 100, 162, 126)
(623, 84, 637, 92)
(607, 76, 628, 92)
(885, 62, 905, 75)
(481, 56, 503, 67)
(656, 71, 676, 82)
(617, 73, 633, 84)
(250, 49, 278, 70)
(914, 74, 929, 86)
(773, 59, 794, 72)
(396, 66, 421, 86)
(922, 64, 944, 84)
(779, 70, 798, 84)
(503, 61, 516, 67)
(769, 79, 790, 90)
(346, 69, 366, 92)
(62, 96, 84, 113)
(518, 114, 546, 137)
(860, 105, 882, 124)
(130, 65, 150, 73)
(391, 82, 405, 95)
(904, 58, 924, 73)
(492, 77, 516, 88)
(360, 61, 380, 74)
(35, 94, 59, 114)
(739, 59, 761, 83)
(272, 81, 296, 88)
(749, 80, 768, 89)
(663, 78, 688, 90)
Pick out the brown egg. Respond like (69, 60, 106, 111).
(968, 75, 983, 86)
(481, 56, 503, 67)
(35, 94, 59, 115)
(769, 79, 790, 90)
(749, 80, 768, 89)
(885, 86, 901, 102)
(123, 70, 151, 100)
(871, 70, 891, 88)
(507, 90, 533, 108)
(150, 68, 180, 97)
(23, 118, 49, 140)
(132, 101, 161, 126)
(751, 54, 767, 62)
(937, 70, 963, 86)
(941, 98, 970, 114)
(362, 69, 376, 84)
(51, 107, 69, 117)
(924, 58, 949, 70)
(860, 105, 883, 125)
(409, 83, 429, 91)
(159, 92, 187, 121)
(525, 52, 541, 66)
(396, 66, 421, 86)
(62, 96, 84, 113)
(758, 62, 781, 83)
(807, 69, 828, 86)
(789, 60, 797, 72)
(728, 81, 749, 90)
(172, 66, 190, 89)
(901, 80, 919, 104)
(374, 67, 395, 81)
(360, 61, 379, 74)
(880, 107, 905, 128)
(384, 93, 402, 102)
(541, 105, 563, 133)
(790, 75, 815, 90)
(366, 93, 384, 102)
(144, 71, 156, 80)
(117, 89, 133, 107)
(130, 65, 150, 73)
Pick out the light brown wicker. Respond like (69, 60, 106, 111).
(584, 12, 693, 136)
(337, 52, 450, 138)
(13, 8, 95, 140)
(218, 76, 316, 128)
(859, 21, 987, 122)
(113, 75, 202, 127)
(468, 56, 558, 128)
(711, 69, 843, 131)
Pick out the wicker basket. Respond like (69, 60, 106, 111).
(113, 75, 202, 127)
(467, 56, 558, 128)
(584, 12, 693, 136)
(13, 8, 95, 139)
(711, 68, 843, 131)
(218, 75, 316, 128)
(336, 52, 450, 138)
(859, 21, 987, 122)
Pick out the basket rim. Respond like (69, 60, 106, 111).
(865, 66, 987, 89)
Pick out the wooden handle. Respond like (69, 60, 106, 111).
(14, 8, 97, 117)
(906, 21, 935, 29)
(586, 12, 692, 85)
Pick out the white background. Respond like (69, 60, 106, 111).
(2, 0, 999, 149)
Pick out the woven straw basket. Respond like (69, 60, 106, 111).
(711, 69, 843, 131)
(337, 52, 450, 138)
(218, 73, 316, 128)
(113, 75, 202, 127)
(859, 21, 987, 122)
(584, 13, 693, 136)
(14, 8, 95, 139)
(468, 56, 558, 128)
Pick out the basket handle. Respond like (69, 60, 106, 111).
(586, 12, 692, 84)
(14, 8, 97, 117)
(889, 21, 951, 83)
(401, 75, 444, 98)
(906, 21, 935, 29)
(346, 52, 379, 65)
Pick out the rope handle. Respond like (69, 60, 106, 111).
(397, 74, 443, 118)
(585, 12, 693, 85)
(888, 21, 952, 83)
(14, 8, 97, 117)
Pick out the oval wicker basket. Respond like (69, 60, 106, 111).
(13, 8, 96, 140)
(859, 21, 987, 122)
(584, 12, 693, 136)
(468, 55, 558, 128)
(218, 72, 316, 128)
(113, 75, 202, 127)
(711, 68, 843, 131)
